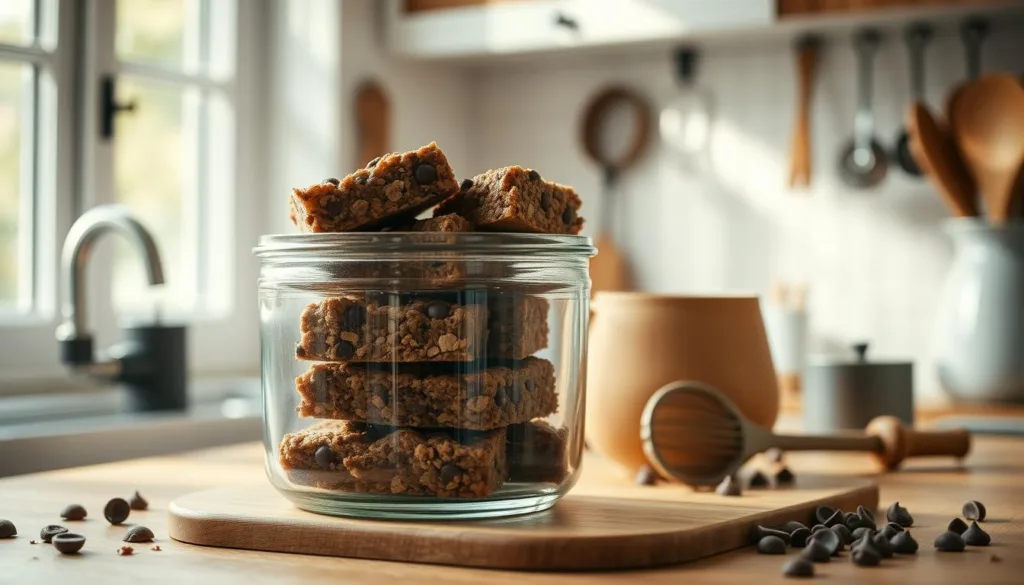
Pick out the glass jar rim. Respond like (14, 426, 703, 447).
(253, 232, 596, 259)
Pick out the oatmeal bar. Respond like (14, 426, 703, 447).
(435, 166, 583, 235)
(410, 213, 473, 233)
(488, 294, 549, 359)
(507, 420, 568, 484)
(297, 296, 487, 362)
(290, 142, 459, 232)
(280, 421, 507, 498)
(295, 357, 557, 430)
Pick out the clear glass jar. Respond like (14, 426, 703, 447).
(254, 232, 595, 519)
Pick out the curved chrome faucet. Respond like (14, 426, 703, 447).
(55, 204, 188, 411)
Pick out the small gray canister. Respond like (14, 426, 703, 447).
(803, 342, 914, 432)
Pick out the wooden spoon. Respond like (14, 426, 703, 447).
(787, 36, 820, 189)
(354, 81, 390, 168)
(950, 74, 1024, 224)
(641, 381, 971, 487)
(907, 102, 977, 217)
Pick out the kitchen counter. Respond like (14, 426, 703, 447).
(1, 437, 1021, 584)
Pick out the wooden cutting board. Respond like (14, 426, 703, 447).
(168, 458, 877, 571)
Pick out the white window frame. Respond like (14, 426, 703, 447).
(0, 0, 265, 387)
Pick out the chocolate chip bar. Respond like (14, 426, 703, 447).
(279, 421, 507, 498)
(290, 142, 459, 232)
(295, 357, 557, 430)
(435, 165, 583, 235)
(507, 420, 568, 484)
(297, 296, 488, 362)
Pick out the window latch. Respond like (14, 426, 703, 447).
(100, 76, 138, 139)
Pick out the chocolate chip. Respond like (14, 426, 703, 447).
(60, 504, 86, 521)
(414, 163, 437, 184)
(51, 533, 85, 555)
(947, 517, 969, 534)
(831, 524, 854, 545)
(871, 531, 893, 558)
(295, 343, 307, 359)
(775, 466, 796, 484)
(0, 520, 16, 538)
(757, 535, 787, 555)
(104, 498, 130, 525)
(325, 199, 345, 215)
(366, 156, 381, 168)
(885, 501, 913, 526)
(715, 475, 741, 496)
(364, 425, 390, 441)
(540, 191, 552, 211)
(755, 526, 792, 545)
(460, 178, 473, 191)
(524, 378, 535, 392)
(814, 505, 836, 525)
(851, 527, 874, 541)
(314, 445, 336, 469)
(843, 511, 858, 525)
(824, 509, 844, 528)
(356, 175, 367, 185)
(879, 522, 903, 540)
(40, 525, 68, 543)
(810, 524, 828, 534)
(322, 177, 340, 186)
(857, 505, 876, 523)
(123, 526, 155, 543)
(934, 530, 966, 552)
(634, 465, 659, 486)
(766, 447, 785, 464)
(748, 470, 770, 488)
(129, 491, 149, 511)
(781, 557, 814, 578)
(800, 540, 832, 563)
(790, 527, 811, 548)
(494, 387, 507, 407)
(963, 500, 987, 521)
(425, 300, 451, 319)
(891, 530, 919, 554)
(782, 521, 807, 534)
(344, 305, 366, 329)
(510, 383, 522, 406)
(528, 169, 541, 181)
(562, 206, 576, 225)
(440, 464, 463, 484)
(851, 546, 880, 566)
(333, 340, 355, 360)
(846, 513, 875, 531)
(811, 528, 841, 556)
(963, 521, 991, 546)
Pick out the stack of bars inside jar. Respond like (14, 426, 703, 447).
(277, 142, 586, 498)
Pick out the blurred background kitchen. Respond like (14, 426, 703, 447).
(1, 0, 1022, 476)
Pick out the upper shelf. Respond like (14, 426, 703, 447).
(382, 0, 1024, 62)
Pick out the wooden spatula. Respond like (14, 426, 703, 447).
(950, 74, 1024, 224)
(641, 381, 971, 487)
(907, 102, 977, 217)
(787, 36, 820, 189)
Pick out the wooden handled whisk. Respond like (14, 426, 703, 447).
(640, 381, 971, 487)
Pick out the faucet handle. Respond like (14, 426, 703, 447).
(56, 322, 93, 365)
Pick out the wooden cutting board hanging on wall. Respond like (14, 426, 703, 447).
(354, 81, 390, 168)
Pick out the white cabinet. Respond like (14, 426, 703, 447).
(383, 0, 776, 59)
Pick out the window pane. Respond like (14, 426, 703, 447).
(0, 62, 28, 309)
(0, 0, 34, 46)
(116, 0, 194, 69)
(112, 78, 193, 313)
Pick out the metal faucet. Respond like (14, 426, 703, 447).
(56, 205, 188, 411)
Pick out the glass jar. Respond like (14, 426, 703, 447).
(254, 232, 595, 519)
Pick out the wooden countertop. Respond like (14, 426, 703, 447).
(1, 438, 1021, 584)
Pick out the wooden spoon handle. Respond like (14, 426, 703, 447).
(771, 433, 883, 453)
(903, 427, 972, 459)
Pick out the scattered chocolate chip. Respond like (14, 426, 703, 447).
(814, 506, 836, 525)
(775, 466, 796, 484)
(749, 470, 770, 488)
(40, 525, 68, 543)
(947, 517, 969, 535)
(757, 535, 787, 554)
(425, 300, 451, 319)
(933, 531, 966, 552)
(322, 177, 340, 186)
(879, 523, 902, 540)
(123, 526, 155, 543)
(129, 491, 149, 511)
(634, 465, 659, 486)
(52, 533, 85, 555)
(540, 191, 552, 211)
(871, 531, 893, 558)
(990, 554, 1002, 562)
(766, 448, 785, 464)
(824, 509, 844, 528)
(963, 521, 991, 546)
(152, 545, 162, 551)
(562, 206, 576, 225)
(846, 513, 876, 531)
(60, 504, 87, 521)
(890, 530, 919, 554)
(962, 500, 987, 522)
(886, 501, 913, 527)
(118, 545, 134, 556)
(0, 520, 16, 538)
(810, 524, 828, 534)
(857, 505, 876, 524)
(344, 305, 366, 329)
(459, 178, 473, 191)
(831, 524, 854, 545)
(851, 546, 881, 566)
(366, 156, 380, 169)
(843, 511, 858, 526)
(30, 540, 37, 544)
(414, 163, 437, 184)
(790, 527, 812, 548)
(333, 340, 355, 360)
(715, 475, 742, 497)
(440, 464, 463, 485)
(800, 540, 832, 563)
(851, 527, 874, 541)
(104, 498, 130, 526)
(781, 557, 815, 578)
(324, 199, 345, 215)
(811, 527, 841, 556)
(527, 169, 541, 181)
(755, 526, 792, 545)
(782, 521, 807, 534)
